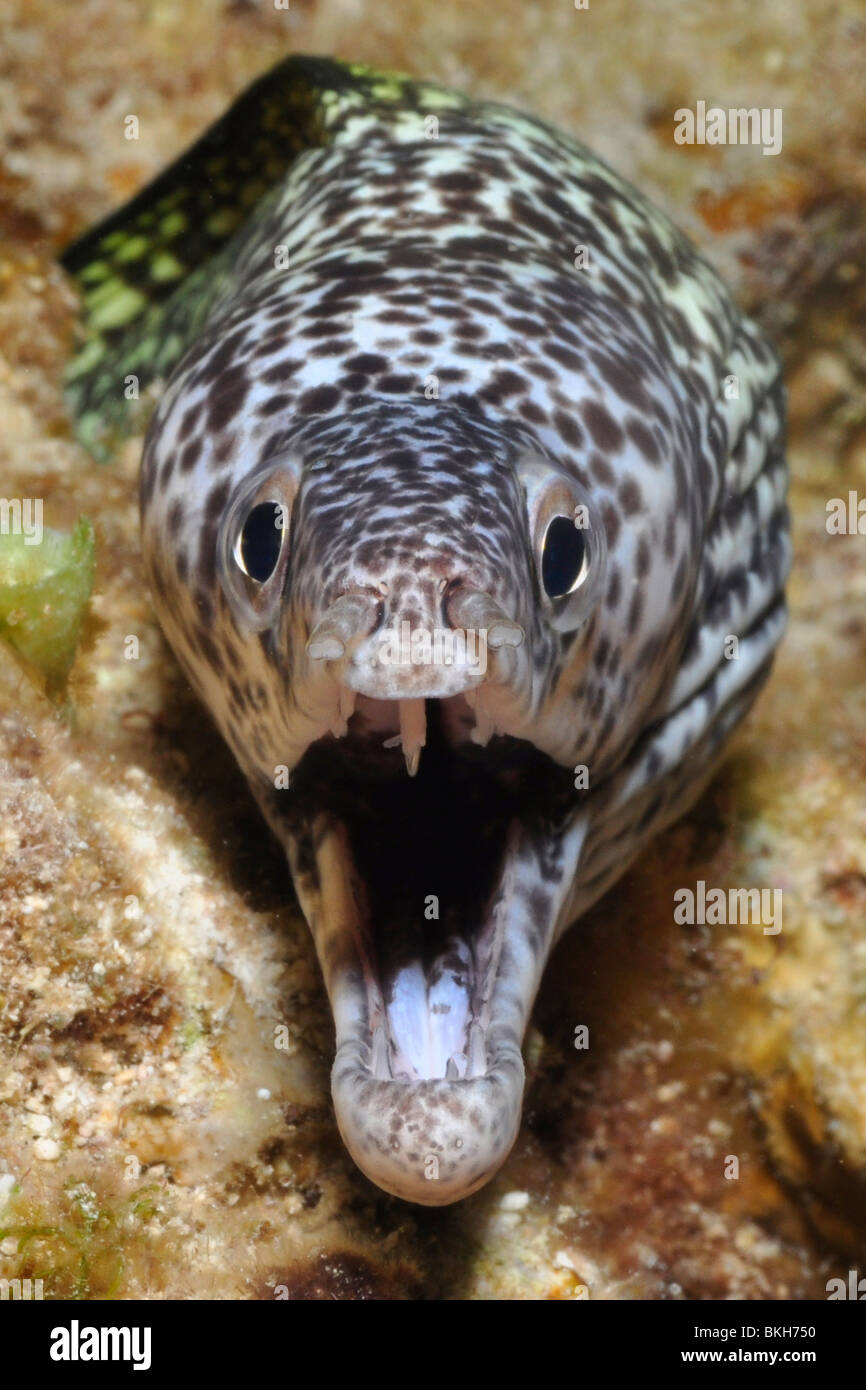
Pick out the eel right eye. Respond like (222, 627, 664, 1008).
(541, 514, 589, 599)
(218, 452, 300, 631)
(234, 501, 287, 583)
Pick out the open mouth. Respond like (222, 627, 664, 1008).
(283, 694, 581, 1203)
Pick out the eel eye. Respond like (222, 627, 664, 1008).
(541, 515, 588, 599)
(517, 453, 607, 633)
(234, 501, 287, 584)
(218, 454, 300, 632)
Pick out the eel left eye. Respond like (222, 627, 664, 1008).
(235, 501, 287, 583)
(541, 515, 589, 598)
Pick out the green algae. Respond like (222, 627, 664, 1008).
(0, 1178, 164, 1300)
(0, 515, 95, 692)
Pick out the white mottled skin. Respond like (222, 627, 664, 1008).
(66, 60, 790, 1203)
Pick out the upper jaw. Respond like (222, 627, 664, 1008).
(297, 581, 533, 751)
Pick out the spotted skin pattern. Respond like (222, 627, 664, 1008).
(62, 57, 790, 1204)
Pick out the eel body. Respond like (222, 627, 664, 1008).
(61, 56, 790, 1204)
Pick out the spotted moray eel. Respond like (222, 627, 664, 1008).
(61, 56, 790, 1204)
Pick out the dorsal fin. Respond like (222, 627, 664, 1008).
(59, 56, 444, 456)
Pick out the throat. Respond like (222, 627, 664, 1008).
(351, 758, 511, 1083)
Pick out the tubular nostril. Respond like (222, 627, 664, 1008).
(445, 586, 524, 649)
(306, 590, 383, 661)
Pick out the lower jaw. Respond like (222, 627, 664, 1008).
(281, 723, 585, 1203)
(310, 810, 531, 1204)
(332, 1031, 526, 1204)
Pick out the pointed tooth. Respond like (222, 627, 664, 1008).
(470, 694, 495, 747)
(398, 698, 426, 770)
(339, 686, 356, 722)
(330, 685, 356, 738)
(467, 1023, 487, 1078)
(371, 1025, 390, 1080)
(470, 717, 494, 747)
(384, 701, 426, 768)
